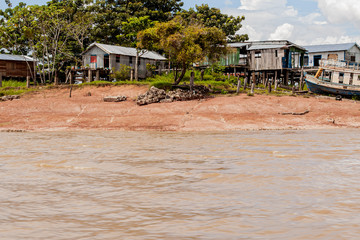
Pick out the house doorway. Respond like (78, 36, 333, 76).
(104, 55, 109, 69)
(314, 55, 322, 66)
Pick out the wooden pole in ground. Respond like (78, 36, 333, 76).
(0, 73, 2, 88)
(96, 70, 100, 81)
(69, 71, 73, 98)
(251, 72, 255, 94)
(236, 75, 241, 94)
(285, 70, 289, 85)
(190, 71, 194, 92)
(299, 67, 304, 90)
(268, 77, 272, 93)
(88, 69, 92, 82)
(274, 71, 278, 91)
(26, 76, 30, 88)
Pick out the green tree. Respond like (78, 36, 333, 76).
(138, 16, 228, 84)
(90, 0, 183, 44)
(180, 4, 248, 42)
(119, 16, 155, 81)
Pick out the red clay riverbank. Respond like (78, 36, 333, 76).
(1, 85, 360, 132)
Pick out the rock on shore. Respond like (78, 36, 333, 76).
(137, 86, 209, 106)
(0, 95, 20, 101)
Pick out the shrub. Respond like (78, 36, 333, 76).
(110, 64, 131, 81)
(151, 81, 173, 90)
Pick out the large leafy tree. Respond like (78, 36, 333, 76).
(90, 0, 183, 44)
(0, 0, 93, 84)
(138, 16, 228, 84)
(180, 4, 248, 42)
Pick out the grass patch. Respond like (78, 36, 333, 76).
(0, 80, 35, 97)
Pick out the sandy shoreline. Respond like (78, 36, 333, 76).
(1, 85, 360, 132)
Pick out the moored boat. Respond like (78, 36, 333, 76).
(305, 59, 360, 96)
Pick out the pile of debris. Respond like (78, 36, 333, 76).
(0, 95, 20, 102)
(137, 86, 209, 106)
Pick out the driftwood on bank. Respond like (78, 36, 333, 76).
(279, 110, 310, 115)
(104, 96, 127, 102)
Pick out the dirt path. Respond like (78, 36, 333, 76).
(1, 85, 360, 132)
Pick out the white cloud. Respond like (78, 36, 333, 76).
(238, 25, 263, 41)
(238, 0, 286, 11)
(223, 0, 360, 45)
(318, 0, 360, 28)
(225, 0, 233, 5)
(284, 6, 298, 17)
(269, 23, 294, 40)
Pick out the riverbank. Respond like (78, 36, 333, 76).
(1, 85, 360, 132)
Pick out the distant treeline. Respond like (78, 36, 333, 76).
(0, 0, 248, 84)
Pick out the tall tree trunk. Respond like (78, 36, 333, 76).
(174, 63, 187, 85)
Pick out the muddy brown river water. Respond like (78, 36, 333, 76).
(1, 130, 360, 239)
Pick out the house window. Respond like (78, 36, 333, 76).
(138, 57, 141, 66)
(129, 57, 133, 65)
(90, 55, 97, 63)
(275, 50, 278, 57)
(116, 55, 120, 63)
(255, 51, 261, 58)
(339, 72, 344, 83)
(351, 56, 356, 62)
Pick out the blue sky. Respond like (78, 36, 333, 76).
(1, 0, 359, 45)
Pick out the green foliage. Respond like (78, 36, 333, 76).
(151, 81, 173, 90)
(180, 4, 248, 41)
(0, 81, 34, 97)
(1, 80, 26, 88)
(138, 16, 228, 84)
(110, 65, 132, 81)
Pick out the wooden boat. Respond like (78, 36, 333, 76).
(305, 60, 360, 96)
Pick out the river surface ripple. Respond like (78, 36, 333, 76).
(1, 130, 360, 239)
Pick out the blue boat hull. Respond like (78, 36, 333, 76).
(305, 78, 360, 97)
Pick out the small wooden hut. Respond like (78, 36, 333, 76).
(0, 54, 35, 79)
(82, 43, 167, 79)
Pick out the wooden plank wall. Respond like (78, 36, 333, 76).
(0, 60, 34, 78)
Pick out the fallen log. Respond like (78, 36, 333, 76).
(279, 110, 310, 115)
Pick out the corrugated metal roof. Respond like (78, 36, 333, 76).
(227, 42, 250, 48)
(0, 54, 34, 62)
(304, 43, 357, 53)
(87, 43, 167, 60)
(248, 44, 287, 50)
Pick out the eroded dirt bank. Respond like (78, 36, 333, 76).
(1, 85, 360, 132)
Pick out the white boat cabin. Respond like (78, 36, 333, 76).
(317, 60, 360, 85)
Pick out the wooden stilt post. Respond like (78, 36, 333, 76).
(285, 70, 289, 85)
(236, 75, 241, 94)
(88, 69, 92, 82)
(251, 72, 255, 95)
(299, 67, 304, 90)
(268, 77, 272, 93)
(0, 73, 2, 88)
(130, 68, 134, 81)
(275, 71, 278, 91)
(96, 70, 100, 81)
